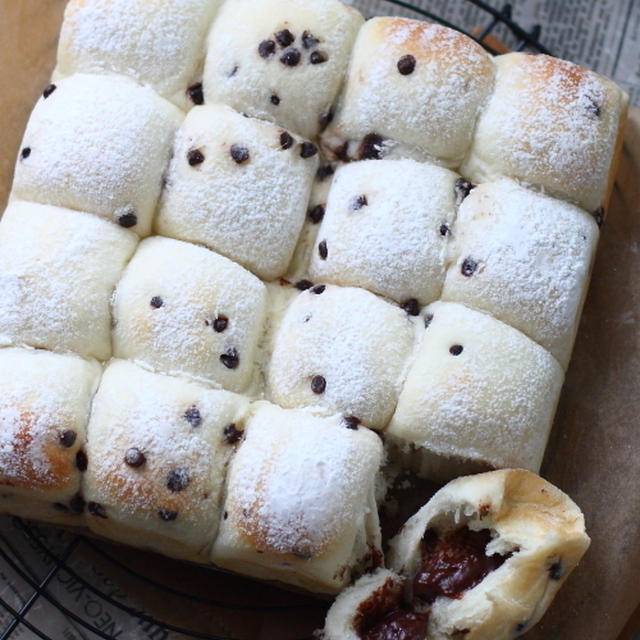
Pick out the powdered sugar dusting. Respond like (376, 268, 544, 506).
(462, 53, 627, 212)
(267, 285, 418, 429)
(0, 201, 138, 360)
(309, 159, 458, 304)
(442, 180, 599, 368)
(387, 302, 564, 472)
(113, 237, 268, 393)
(56, 0, 222, 105)
(85, 360, 248, 551)
(0, 347, 100, 493)
(156, 104, 317, 280)
(12, 73, 183, 235)
(323, 17, 494, 166)
(225, 402, 382, 556)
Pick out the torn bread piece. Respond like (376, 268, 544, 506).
(0, 347, 101, 525)
(211, 402, 384, 595)
(323, 469, 590, 640)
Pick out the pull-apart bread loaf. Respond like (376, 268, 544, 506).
(323, 470, 590, 640)
(0, 0, 628, 634)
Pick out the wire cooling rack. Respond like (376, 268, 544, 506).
(0, 2, 550, 639)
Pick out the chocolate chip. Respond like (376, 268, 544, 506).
(223, 511, 228, 520)
(228, 65, 239, 77)
(455, 178, 475, 202)
(296, 279, 313, 291)
(230, 144, 250, 164)
(58, 430, 77, 448)
(402, 299, 420, 316)
(319, 108, 334, 128)
(549, 561, 563, 580)
(318, 240, 328, 260)
(280, 48, 301, 66)
(440, 224, 450, 237)
(310, 51, 327, 64)
(333, 141, 350, 162)
(280, 131, 294, 149)
(223, 423, 244, 444)
(88, 502, 107, 519)
(43, 84, 57, 99)
(302, 30, 319, 49)
(158, 509, 178, 521)
(187, 148, 205, 166)
(53, 502, 69, 512)
(270, 93, 280, 105)
(397, 54, 416, 75)
(515, 622, 528, 634)
(424, 313, 434, 328)
(220, 347, 239, 369)
(184, 406, 202, 427)
(150, 296, 163, 309)
(358, 133, 384, 160)
(258, 39, 276, 58)
(213, 315, 228, 332)
(300, 141, 318, 158)
(310, 375, 326, 394)
(187, 82, 204, 105)
(449, 344, 463, 356)
(343, 416, 360, 430)
(167, 469, 190, 492)
(124, 447, 146, 468)
(311, 284, 325, 295)
(69, 494, 85, 514)
(349, 195, 367, 211)
(308, 204, 325, 224)
(461, 257, 478, 277)
(275, 29, 295, 47)
(20, 147, 31, 160)
(585, 95, 601, 117)
(75, 450, 88, 471)
(594, 207, 604, 227)
(118, 210, 137, 228)
(316, 165, 334, 181)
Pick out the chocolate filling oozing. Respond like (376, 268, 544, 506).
(356, 578, 430, 640)
(413, 526, 510, 604)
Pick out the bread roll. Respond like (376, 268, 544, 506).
(11, 73, 183, 236)
(462, 52, 628, 213)
(156, 104, 317, 280)
(309, 159, 458, 305)
(55, 0, 223, 108)
(112, 236, 268, 393)
(83, 360, 249, 562)
(0, 347, 101, 525)
(211, 402, 384, 594)
(267, 285, 417, 430)
(202, 0, 363, 139)
(324, 470, 590, 640)
(0, 201, 137, 360)
(322, 17, 494, 166)
(386, 302, 564, 480)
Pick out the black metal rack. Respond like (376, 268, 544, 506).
(0, 2, 550, 639)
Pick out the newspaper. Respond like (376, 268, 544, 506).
(347, 0, 640, 105)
